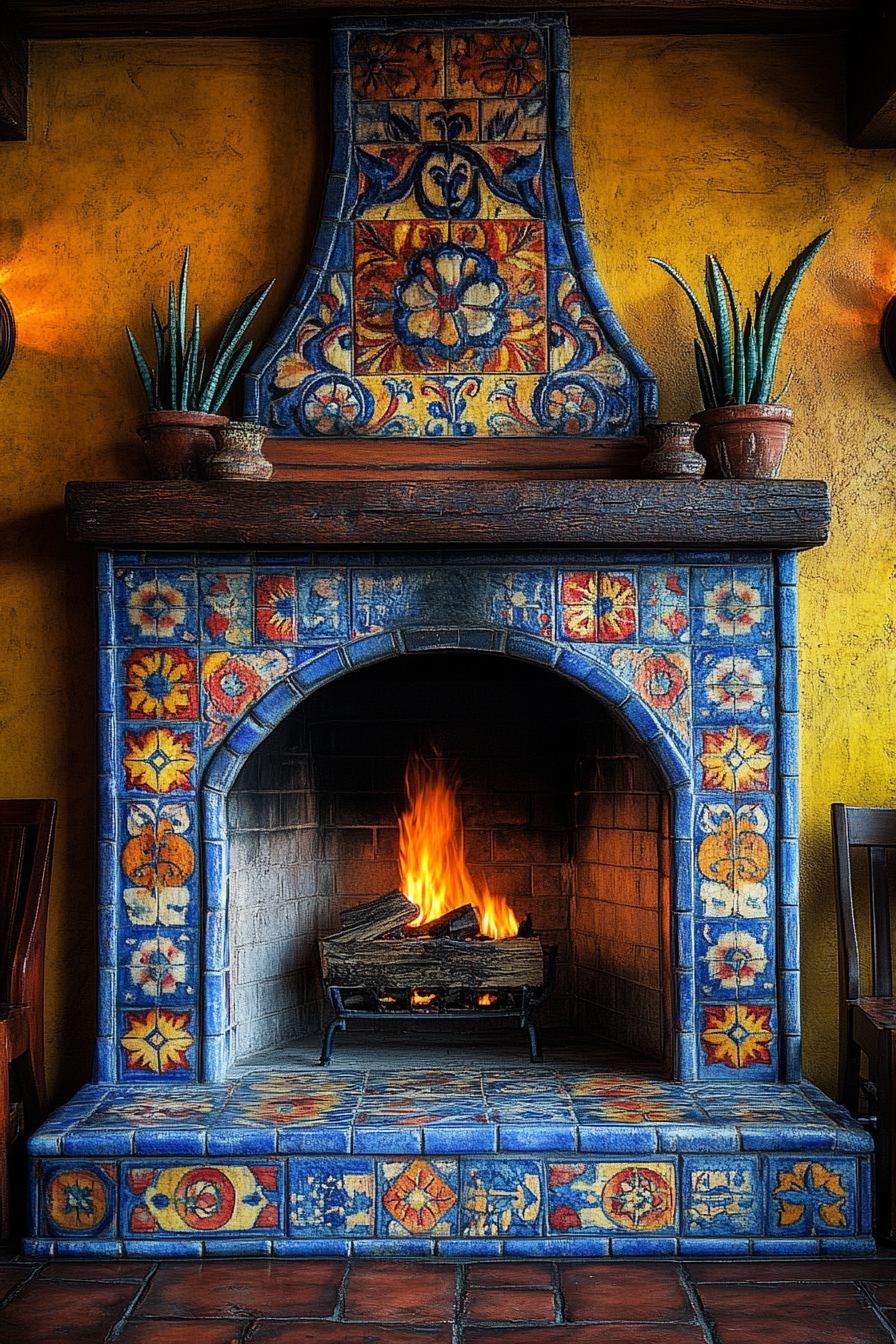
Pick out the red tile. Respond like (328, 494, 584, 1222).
(0, 1277, 139, 1341)
(691, 1259, 896, 1282)
(466, 1263, 554, 1287)
(869, 1282, 896, 1304)
(0, 1264, 37, 1298)
(465, 1287, 556, 1322)
(39, 1260, 154, 1280)
(697, 1282, 892, 1344)
(465, 1327, 706, 1344)
(561, 1263, 691, 1322)
(117, 1323, 243, 1344)
(137, 1261, 345, 1318)
(343, 1261, 457, 1322)
(251, 1325, 453, 1344)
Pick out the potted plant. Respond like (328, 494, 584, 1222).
(649, 231, 829, 478)
(126, 248, 274, 479)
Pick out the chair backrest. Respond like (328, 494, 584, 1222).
(0, 800, 56, 1006)
(832, 803, 896, 1004)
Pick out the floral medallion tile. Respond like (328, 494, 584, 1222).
(697, 920, 775, 1000)
(83, 1090, 228, 1129)
(356, 1098, 492, 1127)
(118, 1008, 196, 1078)
(559, 572, 637, 643)
(692, 572, 772, 643)
(121, 725, 198, 797)
(122, 648, 199, 721)
(296, 569, 350, 642)
(693, 646, 772, 725)
(118, 926, 196, 1006)
(377, 1158, 459, 1236)
(289, 1158, 375, 1238)
(609, 647, 691, 748)
(117, 570, 197, 645)
(547, 1161, 677, 1235)
(200, 572, 253, 646)
(696, 798, 773, 920)
(42, 1163, 117, 1238)
(697, 725, 773, 794)
(700, 1003, 776, 1073)
(122, 1162, 282, 1236)
(120, 801, 196, 929)
(459, 1159, 544, 1237)
(571, 1097, 708, 1124)
(256, 574, 297, 642)
(447, 28, 546, 99)
(639, 570, 690, 643)
(351, 30, 445, 102)
(201, 649, 291, 748)
(767, 1158, 856, 1236)
(682, 1156, 761, 1236)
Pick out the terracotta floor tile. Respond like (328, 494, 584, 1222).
(0, 1277, 140, 1341)
(39, 1259, 155, 1280)
(561, 1263, 691, 1323)
(0, 1263, 37, 1298)
(691, 1259, 896, 1282)
(250, 1325, 453, 1343)
(137, 1260, 345, 1318)
(465, 1286, 556, 1322)
(117, 1323, 245, 1344)
(698, 1282, 892, 1344)
(464, 1327, 707, 1343)
(343, 1261, 457, 1323)
(862, 1281, 896, 1305)
(466, 1262, 555, 1287)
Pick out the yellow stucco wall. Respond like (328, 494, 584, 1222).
(0, 34, 892, 1103)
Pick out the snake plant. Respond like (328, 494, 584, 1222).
(126, 248, 274, 414)
(650, 231, 830, 409)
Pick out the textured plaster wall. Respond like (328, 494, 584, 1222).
(0, 34, 892, 1102)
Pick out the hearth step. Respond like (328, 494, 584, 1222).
(26, 1067, 874, 1257)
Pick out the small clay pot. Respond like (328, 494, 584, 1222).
(692, 404, 793, 480)
(203, 420, 273, 481)
(137, 410, 228, 481)
(640, 421, 706, 479)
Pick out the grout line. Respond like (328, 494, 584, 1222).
(678, 1263, 722, 1344)
(103, 1261, 161, 1343)
(552, 1258, 565, 1324)
(454, 1262, 467, 1344)
(333, 1257, 352, 1322)
(857, 1281, 896, 1343)
(0, 1260, 45, 1310)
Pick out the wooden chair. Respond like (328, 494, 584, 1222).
(832, 802, 896, 1242)
(0, 799, 55, 1239)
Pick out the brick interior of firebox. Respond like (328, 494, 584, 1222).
(227, 653, 669, 1066)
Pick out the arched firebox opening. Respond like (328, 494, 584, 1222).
(219, 650, 672, 1072)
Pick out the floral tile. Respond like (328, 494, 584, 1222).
(377, 1158, 459, 1236)
(200, 648, 292, 749)
(695, 798, 773, 920)
(696, 919, 776, 1001)
(122, 648, 199, 721)
(446, 28, 546, 99)
(766, 1158, 856, 1236)
(547, 1160, 677, 1235)
(639, 570, 690, 644)
(355, 1100, 493, 1127)
(117, 927, 197, 1006)
(364, 1070, 483, 1094)
(571, 1098, 708, 1124)
(81, 1089, 229, 1129)
(289, 1158, 375, 1237)
(700, 1003, 777, 1075)
(608, 647, 691, 748)
(296, 569, 350, 641)
(351, 30, 445, 102)
(120, 725, 198, 798)
(682, 1156, 762, 1236)
(118, 1008, 196, 1079)
(459, 1158, 544, 1236)
(558, 571, 637, 643)
(42, 1162, 117, 1238)
(691, 570, 773, 643)
(696, 724, 773, 794)
(122, 1161, 282, 1237)
(199, 571, 253, 646)
(119, 801, 197, 929)
(255, 573, 297, 642)
(693, 645, 773, 725)
(116, 569, 197, 645)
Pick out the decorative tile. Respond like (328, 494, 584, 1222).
(83, 1090, 228, 1129)
(120, 801, 196, 928)
(222, 1073, 363, 1128)
(122, 648, 198, 721)
(201, 649, 291, 748)
(640, 570, 690, 643)
(459, 1159, 544, 1236)
(351, 30, 445, 101)
(697, 920, 775, 1000)
(200, 571, 253, 646)
(681, 1156, 761, 1235)
(559, 572, 636, 642)
(489, 570, 553, 637)
(256, 574, 297, 642)
(118, 929, 196, 1005)
(692, 572, 772, 643)
(122, 1162, 282, 1236)
(447, 28, 546, 99)
(296, 569, 350, 641)
(121, 725, 197, 797)
(767, 1158, 855, 1236)
(377, 1158, 459, 1236)
(289, 1158, 375, 1237)
(547, 1161, 677, 1235)
(696, 799, 772, 919)
(701, 1003, 776, 1071)
(697, 725, 772, 793)
(118, 1008, 196, 1078)
(116, 569, 197, 645)
(608, 647, 691, 747)
(42, 1162, 117, 1238)
(693, 646, 772, 724)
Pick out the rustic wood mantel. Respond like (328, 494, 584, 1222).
(65, 478, 830, 550)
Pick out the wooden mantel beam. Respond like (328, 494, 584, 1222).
(0, 6, 27, 141)
(848, 1, 896, 148)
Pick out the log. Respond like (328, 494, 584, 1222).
(331, 891, 417, 943)
(319, 935, 545, 989)
(403, 904, 480, 940)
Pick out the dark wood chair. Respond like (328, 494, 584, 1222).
(832, 802, 896, 1242)
(0, 799, 55, 1239)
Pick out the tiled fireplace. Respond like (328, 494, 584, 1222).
(29, 10, 872, 1257)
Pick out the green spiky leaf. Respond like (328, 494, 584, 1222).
(705, 256, 734, 401)
(126, 327, 156, 406)
(758, 230, 830, 401)
(694, 339, 716, 410)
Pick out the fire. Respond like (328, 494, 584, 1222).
(410, 990, 437, 1008)
(398, 753, 519, 940)
(478, 993, 498, 1007)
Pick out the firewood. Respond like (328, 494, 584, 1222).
(402, 904, 480, 940)
(330, 890, 418, 943)
(319, 934, 545, 989)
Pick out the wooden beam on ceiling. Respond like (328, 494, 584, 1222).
(0, 6, 27, 140)
(848, 1, 896, 147)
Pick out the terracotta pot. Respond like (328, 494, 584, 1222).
(692, 404, 793, 480)
(203, 420, 273, 481)
(640, 421, 705, 479)
(137, 410, 228, 481)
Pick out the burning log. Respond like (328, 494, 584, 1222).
(319, 932, 544, 990)
(402, 903, 480, 940)
(330, 890, 418, 943)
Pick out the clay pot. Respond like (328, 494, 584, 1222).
(640, 421, 705, 479)
(203, 420, 273, 481)
(692, 404, 793, 480)
(137, 410, 228, 481)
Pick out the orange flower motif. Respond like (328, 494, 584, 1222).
(698, 726, 771, 793)
(121, 1009, 194, 1073)
(123, 727, 196, 794)
(698, 802, 770, 917)
(126, 579, 188, 638)
(450, 30, 545, 97)
(256, 575, 296, 641)
(773, 1161, 848, 1230)
(561, 572, 636, 642)
(124, 649, 197, 720)
(382, 1159, 457, 1233)
(702, 1004, 774, 1069)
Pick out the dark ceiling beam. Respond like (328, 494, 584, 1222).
(0, 6, 27, 140)
(848, 2, 896, 147)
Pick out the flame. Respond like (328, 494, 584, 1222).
(410, 990, 437, 1008)
(478, 993, 498, 1007)
(398, 753, 519, 940)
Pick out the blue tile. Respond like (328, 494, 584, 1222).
(821, 1237, 877, 1255)
(577, 1127, 659, 1154)
(352, 1238, 434, 1257)
(741, 1125, 836, 1152)
(23, 1239, 56, 1256)
(204, 747, 242, 792)
(203, 789, 227, 843)
(98, 714, 116, 775)
(777, 551, 798, 588)
(55, 1239, 124, 1257)
(459, 1159, 544, 1237)
(835, 1126, 875, 1155)
(29, 1131, 63, 1156)
(97, 551, 113, 588)
(289, 1157, 375, 1238)
(345, 632, 399, 667)
(499, 1123, 577, 1152)
(679, 1237, 750, 1256)
(580, 659, 633, 707)
(547, 1159, 677, 1238)
(251, 678, 303, 728)
(780, 839, 799, 904)
(204, 1237, 274, 1255)
(353, 1128, 422, 1155)
(780, 776, 799, 839)
(779, 713, 799, 775)
(659, 1126, 738, 1153)
(777, 584, 798, 645)
(423, 1126, 498, 1154)
(125, 1238, 205, 1256)
(227, 715, 269, 758)
(62, 1129, 133, 1157)
(860, 1157, 873, 1234)
(41, 1161, 118, 1238)
(610, 1237, 677, 1255)
(130, 1128, 206, 1156)
(649, 733, 690, 787)
(779, 647, 798, 711)
(618, 694, 662, 743)
(780, 905, 800, 970)
(506, 631, 560, 668)
(275, 1237, 351, 1256)
(278, 1128, 352, 1155)
(206, 1127, 274, 1156)
(753, 1238, 819, 1255)
(439, 1238, 504, 1257)
(681, 1155, 761, 1235)
(517, 1236, 611, 1256)
(291, 647, 346, 692)
(765, 1156, 856, 1236)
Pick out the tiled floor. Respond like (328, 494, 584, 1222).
(3, 1255, 896, 1342)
